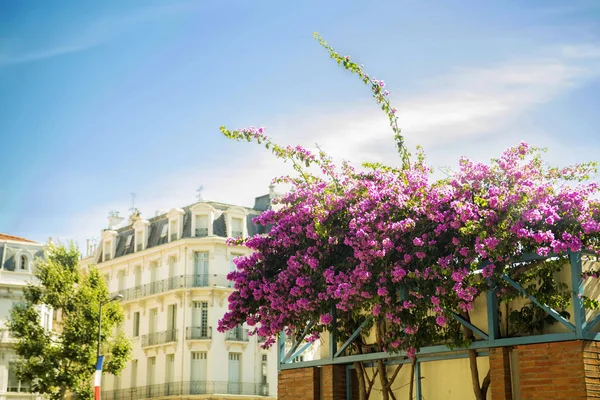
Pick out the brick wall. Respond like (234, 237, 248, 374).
(490, 347, 513, 400)
(321, 365, 347, 400)
(278, 367, 320, 400)
(584, 341, 600, 398)
(278, 340, 600, 400)
(516, 341, 587, 400)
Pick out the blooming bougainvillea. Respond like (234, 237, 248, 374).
(217, 33, 600, 399)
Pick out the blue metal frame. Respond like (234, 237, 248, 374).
(278, 249, 598, 400)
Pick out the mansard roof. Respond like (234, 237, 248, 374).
(98, 200, 269, 262)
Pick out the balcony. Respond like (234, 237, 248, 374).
(102, 381, 269, 399)
(111, 274, 233, 302)
(141, 329, 178, 347)
(225, 327, 249, 342)
(186, 326, 212, 340)
(195, 228, 208, 237)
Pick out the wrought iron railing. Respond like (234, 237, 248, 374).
(101, 381, 269, 399)
(141, 329, 178, 347)
(195, 228, 208, 237)
(232, 230, 243, 238)
(225, 327, 249, 341)
(186, 326, 212, 340)
(111, 274, 234, 302)
(170, 233, 177, 241)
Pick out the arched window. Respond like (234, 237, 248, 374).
(19, 255, 27, 270)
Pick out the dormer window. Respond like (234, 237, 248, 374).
(19, 255, 28, 270)
(231, 217, 243, 238)
(124, 235, 133, 252)
(170, 220, 178, 241)
(167, 208, 185, 242)
(225, 207, 248, 239)
(133, 219, 150, 252)
(103, 240, 112, 262)
(195, 215, 208, 237)
(135, 233, 143, 252)
(160, 224, 168, 238)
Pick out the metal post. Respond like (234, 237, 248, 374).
(415, 361, 422, 400)
(97, 302, 103, 360)
(487, 286, 499, 344)
(569, 251, 586, 337)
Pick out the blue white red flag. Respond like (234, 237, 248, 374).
(94, 356, 104, 400)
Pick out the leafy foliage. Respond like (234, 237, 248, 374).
(8, 243, 131, 400)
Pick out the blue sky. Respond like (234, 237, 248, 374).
(1, 0, 599, 249)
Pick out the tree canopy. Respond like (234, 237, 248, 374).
(9, 243, 131, 400)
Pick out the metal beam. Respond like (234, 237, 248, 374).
(586, 314, 600, 332)
(281, 321, 314, 363)
(487, 286, 499, 343)
(278, 331, 286, 363)
(285, 341, 313, 364)
(502, 274, 576, 332)
(415, 361, 422, 400)
(450, 311, 489, 340)
(329, 307, 337, 360)
(569, 251, 586, 337)
(279, 332, 578, 370)
(334, 317, 372, 358)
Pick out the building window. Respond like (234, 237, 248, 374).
(170, 220, 178, 241)
(7, 363, 30, 393)
(231, 217, 243, 238)
(124, 235, 133, 252)
(293, 356, 304, 363)
(261, 354, 268, 384)
(135, 232, 143, 252)
(103, 241, 112, 262)
(160, 224, 168, 238)
(195, 215, 209, 237)
(133, 312, 140, 337)
(19, 255, 27, 270)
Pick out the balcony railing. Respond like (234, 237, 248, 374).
(102, 381, 269, 399)
(111, 274, 234, 302)
(141, 329, 178, 347)
(186, 326, 212, 340)
(225, 327, 249, 342)
(195, 228, 208, 237)
(170, 233, 177, 241)
(231, 230, 243, 238)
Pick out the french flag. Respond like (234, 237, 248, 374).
(94, 356, 104, 400)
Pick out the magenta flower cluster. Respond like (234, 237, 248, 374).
(217, 135, 600, 355)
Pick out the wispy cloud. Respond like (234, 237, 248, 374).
(59, 42, 600, 248)
(263, 42, 600, 165)
(0, 2, 195, 66)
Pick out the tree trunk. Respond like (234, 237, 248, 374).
(409, 357, 416, 400)
(378, 359, 390, 400)
(462, 312, 486, 400)
(354, 361, 368, 400)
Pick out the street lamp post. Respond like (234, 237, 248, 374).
(95, 294, 123, 400)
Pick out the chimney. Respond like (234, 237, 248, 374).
(108, 211, 125, 230)
(269, 183, 275, 198)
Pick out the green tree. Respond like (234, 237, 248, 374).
(8, 242, 131, 400)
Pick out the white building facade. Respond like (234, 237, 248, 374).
(0, 234, 46, 400)
(82, 195, 277, 400)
